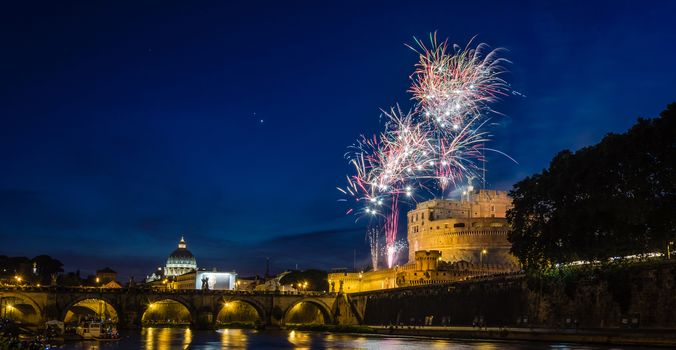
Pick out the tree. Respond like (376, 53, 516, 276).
(31, 255, 64, 284)
(279, 269, 329, 291)
(508, 103, 676, 272)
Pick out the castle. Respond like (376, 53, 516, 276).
(328, 189, 520, 293)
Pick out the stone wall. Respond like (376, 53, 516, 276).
(353, 260, 676, 328)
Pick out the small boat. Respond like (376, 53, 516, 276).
(76, 321, 120, 341)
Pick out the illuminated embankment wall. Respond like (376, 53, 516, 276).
(351, 261, 676, 328)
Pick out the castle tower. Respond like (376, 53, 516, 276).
(414, 250, 441, 271)
(406, 189, 517, 266)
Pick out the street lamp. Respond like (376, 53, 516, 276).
(480, 249, 488, 266)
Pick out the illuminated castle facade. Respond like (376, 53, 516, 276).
(328, 189, 519, 293)
(407, 190, 515, 265)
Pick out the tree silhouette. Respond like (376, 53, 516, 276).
(508, 103, 675, 272)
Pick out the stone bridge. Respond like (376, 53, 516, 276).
(0, 286, 362, 329)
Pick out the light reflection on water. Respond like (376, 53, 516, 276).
(220, 328, 248, 348)
(59, 328, 656, 350)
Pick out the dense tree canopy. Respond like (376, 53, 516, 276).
(508, 103, 676, 272)
(0, 255, 64, 284)
(279, 269, 329, 292)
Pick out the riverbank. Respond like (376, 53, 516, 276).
(284, 324, 375, 333)
(282, 323, 676, 347)
(365, 325, 676, 347)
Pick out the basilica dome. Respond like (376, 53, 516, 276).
(164, 236, 197, 277)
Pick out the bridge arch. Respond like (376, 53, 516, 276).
(282, 298, 334, 325)
(0, 292, 43, 325)
(142, 297, 195, 326)
(216, 297, 266, 326)
(62, 297, 120, 324)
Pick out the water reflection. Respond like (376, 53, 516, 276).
(59, 328, 656, 350)
(287, 329, 311, 350)
(182, 328, 192, 349)
(141, 327, 191, 350)
(218, 328, 249, 348)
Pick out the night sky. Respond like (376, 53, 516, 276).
(2, 1, 675, 280)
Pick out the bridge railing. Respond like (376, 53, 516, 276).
(0, 285, 336, 297)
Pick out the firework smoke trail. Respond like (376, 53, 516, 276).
(367, 227, 380, 271)
(384, 193, 399, 268)
(340, 33, 515, 269)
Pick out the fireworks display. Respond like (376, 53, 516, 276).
(339, 33, 515, 269)
(367, 227, 380, 271)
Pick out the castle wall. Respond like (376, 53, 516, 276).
(330, 269, 398, 293)
(409, 219, 516, 265)
(354, 261, 676, 329)
(407, 190, 516, 265)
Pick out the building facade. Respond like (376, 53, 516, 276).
(172, 269, 237, 290)
(95, 267, 117, 284)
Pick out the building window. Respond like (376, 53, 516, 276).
(453, 223, 465, 228)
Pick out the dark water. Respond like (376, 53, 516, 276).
(58, 328, 653, 349)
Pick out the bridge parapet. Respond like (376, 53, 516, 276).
(0, 286, 353, 329)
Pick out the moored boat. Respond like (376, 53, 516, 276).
(76, 320, 120, 340)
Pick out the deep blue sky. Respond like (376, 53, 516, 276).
(1, 1, 675, 280)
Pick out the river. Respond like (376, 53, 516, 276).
(58, 328, 655, 349)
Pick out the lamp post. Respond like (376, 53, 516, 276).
(668, 241, 674, 260)
(480, 249, 487, 266)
